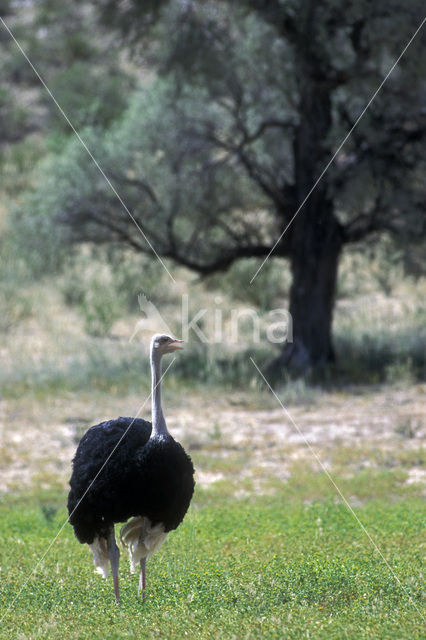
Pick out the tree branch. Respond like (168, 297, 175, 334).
(241, 118, 296, 145)
(165, 243, 275, 275)
(342, 211, 380, 243)
(107, 170, 160, 205)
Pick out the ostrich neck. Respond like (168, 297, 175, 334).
(151, 352, 168, 438)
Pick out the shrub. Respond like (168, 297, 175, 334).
(206, 257, 291, 311)
(0, 237, 32, 332)
(0, 279, 32, 333)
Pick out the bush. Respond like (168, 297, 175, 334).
(172, 343, 272, 387)
(0, 237, 32, 332)
(7, 187, 70, 279)
(79, 279, 122, 337)
(59, 247, 173, 336)
(206, 257, 291, 311)
(60, 256, 123, 336)
(108, 250, 173, 310)
(0, 280, 32, 333)
(45, 62, 132, 133)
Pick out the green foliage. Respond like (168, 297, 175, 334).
(107, 251, 173, 310)
(0, 342, 151, 398)
(79, 277, 122, 337)
(0, 86, 28, 143)
(0, 341, 272, 398)
(0, 279, 32, 333)
(0, 264, 424, 395)
(13, 71, 274, 276)
(334, 311, 425, 384)
(207, 258, 291, 311)
(0, 488, 424, 639)
(0, 1, 130, 152)
(369, 236, 405, 297)
(0, 136, 46, 196)
(385, 358, 416, 387)
(58, 247, 172, 335)
(2, 0, 425, 376)
(0, 237, 32, 333)
(338, 235, 411, 299)
(46, 62, 132, 133)
(172, 344, 272, 387)
(4, 145, 82, 278)
(59, 253, 126, 336)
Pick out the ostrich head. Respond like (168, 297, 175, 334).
(151, 333, 184, 356)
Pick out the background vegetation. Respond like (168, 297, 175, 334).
(1, 0, 425, 374)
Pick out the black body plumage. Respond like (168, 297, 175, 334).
(67, 416, 195, 545)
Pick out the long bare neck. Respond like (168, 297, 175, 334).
(150, 351, 168, 438)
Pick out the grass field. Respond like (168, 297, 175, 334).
(1, 374, 425, 639)
(1, 473, 424, 640)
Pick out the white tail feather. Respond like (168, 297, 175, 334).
(89, 536, 109, 578)
(120, 516, 167, 573)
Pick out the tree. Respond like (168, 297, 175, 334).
(0, 0, 132, 150)
(24, 1, 426, 372)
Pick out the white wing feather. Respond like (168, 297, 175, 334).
(120, 516, 168, 573)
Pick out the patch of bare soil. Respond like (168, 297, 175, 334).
(0, 383, 424, 496)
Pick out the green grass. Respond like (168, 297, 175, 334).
(1, 476, 424, 639)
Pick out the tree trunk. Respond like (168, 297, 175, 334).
(283, 199, 343, 373)
(278, 26, 343, 373)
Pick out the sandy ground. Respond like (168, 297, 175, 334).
(1, 278, 424, 497)
(0, 383, 424, 496)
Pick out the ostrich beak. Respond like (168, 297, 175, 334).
(168, 339, 184, 350)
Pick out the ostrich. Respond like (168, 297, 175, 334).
(67, 334, 195, 604)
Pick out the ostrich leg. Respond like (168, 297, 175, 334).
(107, 528, 120, 605)
(137, 517, 149, 601)
(139, 558, 147, 600)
